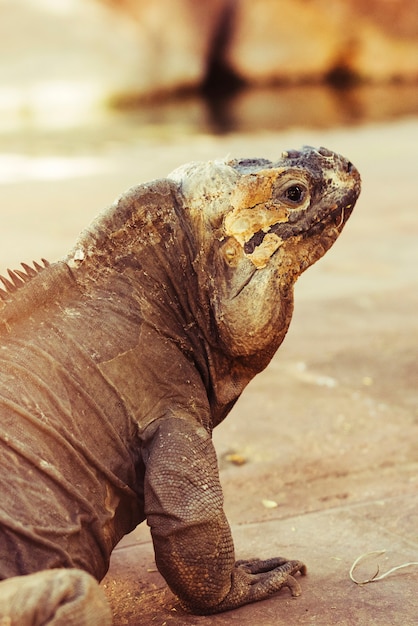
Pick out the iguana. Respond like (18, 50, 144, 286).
(0, 147, 360, 624)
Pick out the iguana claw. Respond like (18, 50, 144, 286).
(236, 556, 307, 597)
(184, 556, 307, 614)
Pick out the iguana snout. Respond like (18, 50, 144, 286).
(225, 146, 360, 270)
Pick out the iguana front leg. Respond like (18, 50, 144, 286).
(143, 417, 306, 615)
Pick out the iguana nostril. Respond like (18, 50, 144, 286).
(318, 147, 333, 157)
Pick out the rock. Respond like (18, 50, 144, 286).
(224, 0, 418, 84)
(0, 0, 226, 118)
(105, 0, 227, 100)
(224, 0, 341, 84)
(0, 0, 417, 119)
(345, 0, 418, 82)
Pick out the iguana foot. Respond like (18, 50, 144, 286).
(235, 556, 307, 597)
(183, 556, 307, 614)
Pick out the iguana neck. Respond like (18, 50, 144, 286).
(65, 181, 180, 279)
(63, 180, 266, 428)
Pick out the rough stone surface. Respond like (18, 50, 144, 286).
(225, 0, 418, 83)
(103, 0, 226, 98)
(226, 0, 342, 83)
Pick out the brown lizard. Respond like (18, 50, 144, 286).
(0, 147, 360, 623)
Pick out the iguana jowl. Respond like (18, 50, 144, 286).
(0, 147, 360, 624)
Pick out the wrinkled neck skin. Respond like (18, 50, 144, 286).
(65, 180, 203, 349)
(65, 148, 361, 428)
(65, 179, 244, 427)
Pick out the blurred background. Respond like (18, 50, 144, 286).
(1, 0, 418, 134)
(1, 0, 417, 158)
(1, 0, 417, 267)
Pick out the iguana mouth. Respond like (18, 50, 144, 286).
(243, 203, 349, 255)
(243, 183, 359, 257)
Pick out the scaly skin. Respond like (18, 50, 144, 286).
(0, 147, 360, 622)
(143, 417, 307, 613)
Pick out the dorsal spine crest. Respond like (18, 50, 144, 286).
(0, 260, 75, 333)
(0, 259, 50, 301)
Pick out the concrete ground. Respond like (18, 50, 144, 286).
(1, 115, 417, 624)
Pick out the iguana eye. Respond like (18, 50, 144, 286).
(284, 185, 305, 204)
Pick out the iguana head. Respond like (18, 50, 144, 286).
(169, 147, 361, 358)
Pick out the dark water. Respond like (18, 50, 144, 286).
(115, 82, 418, 136)
(2, 83, 418, 157)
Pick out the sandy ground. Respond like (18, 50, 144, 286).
(1, 115, 417, 624)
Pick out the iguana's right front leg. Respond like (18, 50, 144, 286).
(143, 417, 306, 615)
